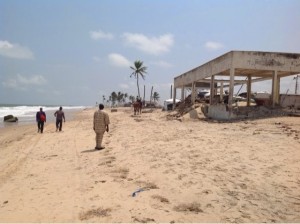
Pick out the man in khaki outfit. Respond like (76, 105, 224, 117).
(93, 104, 110, 150)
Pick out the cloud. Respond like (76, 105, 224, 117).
(90, 30, 114, 40)
(122, 33, 174, 55)
(108, 53, 131, 67)
(0, 40, 34, 59)
(150, 60, 173, 68)
(17, 74, 47, 85)
(204, 41, 224, 50)
(2, 79, 18, 89)
(2, 74, 47, 90)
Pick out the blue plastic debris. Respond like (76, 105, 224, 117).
(132, 188, 145, 197)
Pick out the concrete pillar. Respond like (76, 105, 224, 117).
(191, 82, 196, 105)
(210, 75, 215, 105)
(220, 82, 224, 101)
(181, 86, 184, 101)
(272, 70, 279, 107)
(172, 85, 176, 109)
(247, 75, 252, 106)
(277, 76, 281, 104)
(228, 67, 235, 111)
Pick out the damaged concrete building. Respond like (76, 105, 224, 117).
(173, 51, 300, 120)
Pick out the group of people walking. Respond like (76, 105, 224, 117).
(36, 104, 110, 151)
(36, 106, 65, 133)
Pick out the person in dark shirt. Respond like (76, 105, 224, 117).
(36, 107, 46, 133)
(223, 90, 229, 104)
(54, 106, 65, 132)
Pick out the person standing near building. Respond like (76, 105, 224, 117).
(93, 104, 110, 150)
(54, 106, 65, 132)
(36, 107, 46, 133)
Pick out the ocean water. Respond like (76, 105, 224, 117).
(0, 104, 89, 128)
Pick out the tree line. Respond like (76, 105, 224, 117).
(100, 60, 160, 107)
(101, 91, 160, 107)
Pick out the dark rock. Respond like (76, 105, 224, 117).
(3, 115, 18, 122)
(4, 115, 14, 120)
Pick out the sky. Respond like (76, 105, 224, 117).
(1, 0, 300, 106)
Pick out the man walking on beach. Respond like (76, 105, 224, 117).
(54, 106, 65, 132)
(93, 104, 110, 150)
(36, 107, 46, 133)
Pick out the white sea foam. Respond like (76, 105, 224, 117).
(0, 105, 86, 118)
(0, 105, 90, 128)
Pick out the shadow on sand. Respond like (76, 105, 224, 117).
(81, 149, 103, 153)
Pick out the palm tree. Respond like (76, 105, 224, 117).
(117, 91, 124, 106)
(130, 60, 147, 98)
(129, 95, 135, 103)
(123, 93, 128, 103)
(153, 91, 160, 103)
(111, 92, 117, 107)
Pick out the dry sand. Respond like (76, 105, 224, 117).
(0, 107, 299, 222)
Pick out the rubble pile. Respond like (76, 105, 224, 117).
(166, 95, 203, 120)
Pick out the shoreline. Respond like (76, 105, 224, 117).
(0, 107, 90, 129)
(0, 107, 299, 222)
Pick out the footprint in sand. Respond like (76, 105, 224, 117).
(239, 183, 248, 189)
(98, 156, 116, 166)
(151, 194, 169, 203)
(173, 202, 203, 213)
(132, 216, 155, 223)
(202, 189, 213, 194)
(206, 203, 214, 208)
(177, 174, 187, 180)
(79, 207, 112, 220)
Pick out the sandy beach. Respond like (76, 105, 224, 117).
(0, 106, 299, 222)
